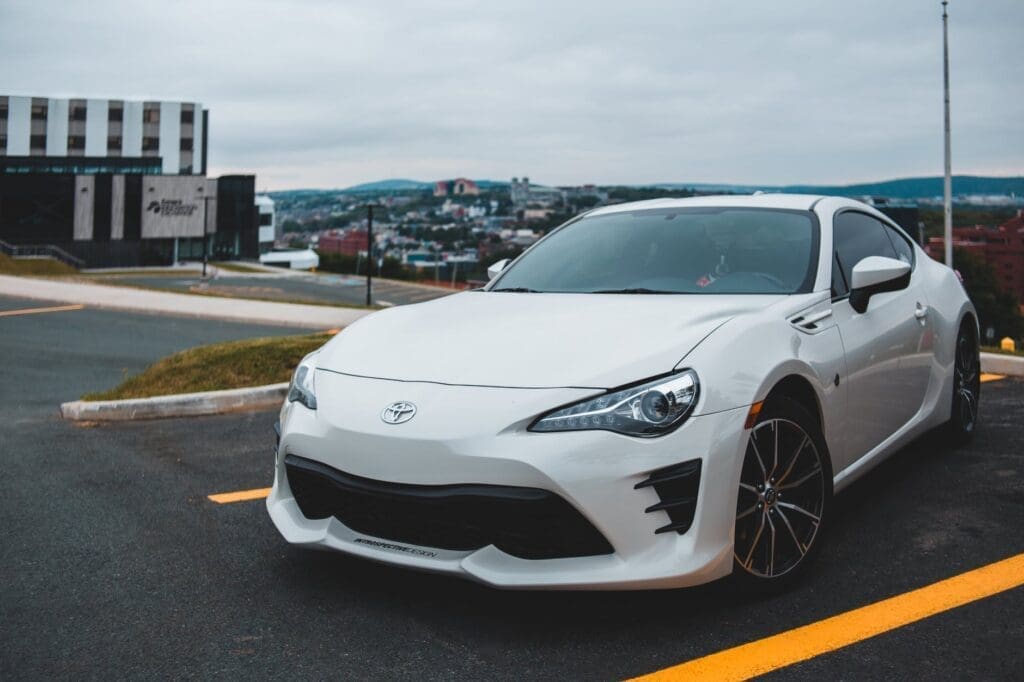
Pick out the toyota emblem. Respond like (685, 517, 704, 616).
(381, 401, 417, 425)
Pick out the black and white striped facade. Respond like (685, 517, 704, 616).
(0, 95, 207, 175)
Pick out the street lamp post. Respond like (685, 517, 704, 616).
(202, 195, 214, 279)
(365, 204, 378, 307)
(942, 0, 953, 267)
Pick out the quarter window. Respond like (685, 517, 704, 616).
(832, 212, 897, 291)
(883, 224, 915, 265)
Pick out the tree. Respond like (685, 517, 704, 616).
(953, 248, 1022, 342)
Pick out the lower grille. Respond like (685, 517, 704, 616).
(635, 459, 702, 534)
(285, 454, 613, 560)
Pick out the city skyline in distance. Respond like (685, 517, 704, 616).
(2, 0, 1022, 190)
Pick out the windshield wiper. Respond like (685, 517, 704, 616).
(590, 288, 678, 294)
(491, 287, 541, 293)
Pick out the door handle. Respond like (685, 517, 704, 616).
(915, 302, 929, 320)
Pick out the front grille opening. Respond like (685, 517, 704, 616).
(635, 459, 702, 534)
(285, 454, 613, 560)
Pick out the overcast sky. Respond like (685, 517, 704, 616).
(2, 0, 1021, 190)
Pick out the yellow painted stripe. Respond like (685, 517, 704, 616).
(207, 487, 271, 504)
(633, 552, 1024, 681)
(0, 303, 85, 318)
(980, 373, 1005, 383)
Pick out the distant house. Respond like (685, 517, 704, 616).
(318, 227, 369, 256)
(926, 209, 1024, 303)
(433, 177, 480, 197)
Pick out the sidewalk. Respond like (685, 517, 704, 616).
(0, 274, 371, 329)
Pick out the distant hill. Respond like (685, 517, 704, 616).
(342, 178, 433, 193)
(270, 175, 1023, 200)
(655, 175, 1024, 199)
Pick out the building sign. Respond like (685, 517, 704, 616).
(140, 176, 216, 238)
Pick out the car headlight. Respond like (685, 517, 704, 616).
(530, 370, 699, 437)
(287, 351, 319, 410)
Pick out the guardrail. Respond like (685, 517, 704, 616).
(0, 238, 85, 269)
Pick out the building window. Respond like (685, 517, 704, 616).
(69, 105, 87, 121)
(107, 136, 122, 154)
(0, 103, 7, 120)
(108, 105, 123, 122)
(0, 134, 6, 152)
(30, 134, 46, 149)
(179, 137, 193, 152)
(143, 108, 160, 124)
(259, 213, 273, 226)
(31, 104, 47, 120)
(142, 136, 159, 151)
(181, 109, 194, 124)
(68, 135, 86, 150)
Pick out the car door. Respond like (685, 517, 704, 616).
(830, 211, 934, 469)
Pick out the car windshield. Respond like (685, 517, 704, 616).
(491, 208, 819, 294)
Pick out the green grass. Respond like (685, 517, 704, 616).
(214, 262, 271, 274)
(82, 332, 333, 401)
(982, 345, 1024, 357)
(0, 253, 78, 276)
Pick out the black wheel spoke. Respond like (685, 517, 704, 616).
(778, 464, 821, 491)
(778, 500, 821, 524)
(776, 507, 807, 556)
(776, 434, 808, 485)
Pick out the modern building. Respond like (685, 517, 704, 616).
(0, 94, 263, 267)
(255, 194, 277, 253)
(926, 210, 1024, 303)
(0, 95, 207, 175)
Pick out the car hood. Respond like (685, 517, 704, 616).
(316, 291, 785, 389)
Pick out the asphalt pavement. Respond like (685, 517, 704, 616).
(1, 295, 1022, 679)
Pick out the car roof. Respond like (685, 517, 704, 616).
(586, 193, 828, 217)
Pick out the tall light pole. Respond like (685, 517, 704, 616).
(942, 0, 953, 267)
(201, 194, 214, 279)
(365, 204, 378, 307)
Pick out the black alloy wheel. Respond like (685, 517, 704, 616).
(733, 396, 833, 593)
(949, 321, 981, 443)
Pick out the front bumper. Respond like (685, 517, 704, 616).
(267, 370, 749, 590)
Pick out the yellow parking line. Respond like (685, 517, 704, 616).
(980, 373, 1005, 383)
(207, 487, 271, 504)
(0, 303, 85, 318)
(632, 552, 1024, 681)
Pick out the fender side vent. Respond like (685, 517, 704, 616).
(635, 459, 701, 535)
(788, 308, 833, 333)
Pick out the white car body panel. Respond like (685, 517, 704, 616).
(268, 194, 976, 589)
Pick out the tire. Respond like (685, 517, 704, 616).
(731, 395, 833, 595)
(948, 321, 981, 445)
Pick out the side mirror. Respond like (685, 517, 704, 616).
(849, 256, 911, 314)
(487, 258, 510, 280)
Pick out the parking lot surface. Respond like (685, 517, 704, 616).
(94, 271, 453, 308)
(1, 297, 1022, 679)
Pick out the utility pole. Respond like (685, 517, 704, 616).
(942, 0, 953, 267)
(202, 195, 213, 279)
(365, 204, 378, 307)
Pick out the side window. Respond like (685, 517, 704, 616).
(832, 212, 897, 289)
(883, 224, 915, 266)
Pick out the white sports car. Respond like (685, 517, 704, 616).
(268, 194, 980, 591)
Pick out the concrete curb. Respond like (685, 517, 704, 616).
(61, 383, 288, 422)
(981, 352, 1024, 377)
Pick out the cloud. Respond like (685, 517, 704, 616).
(2, 0, 1021, 189)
